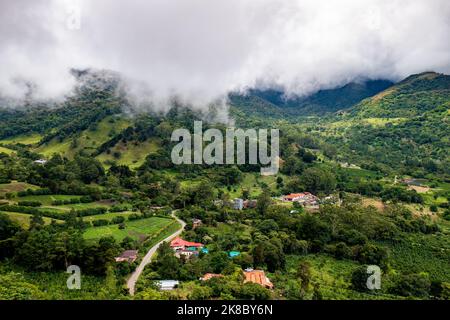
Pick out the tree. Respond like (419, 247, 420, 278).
(300, 167, 336, 194)
(356, 243, 389, 270)
(0, 272, 45, 300)
(256, 189, 272, 215)
(351, 265, 371, 292)
(0, 213, 21, 240)
(389, 274, 431, 298)
(297, 261, 312, 293)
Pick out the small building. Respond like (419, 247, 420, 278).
(233, 198, 244, 210)
(192, 218, 203, 229)
(175, 249, 199, 259)
(243, 200, 257, 209)
(228, 251, 241, 258)
(156, 280, 179, 291)
(283, 192, 318, 206)
(200, 273, 223, 281)
(201, 247, 209, 254)
(115, 250, 138, 263)
(33, 159, 47, 165)
(243, 268, 274, 289)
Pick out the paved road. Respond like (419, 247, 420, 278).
(126, 212, 186, 296)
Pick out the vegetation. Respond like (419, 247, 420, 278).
(0, 71, 449, 300)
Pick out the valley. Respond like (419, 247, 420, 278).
(0, 71, 449, 301)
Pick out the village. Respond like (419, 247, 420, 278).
(114, 191, 339, 293)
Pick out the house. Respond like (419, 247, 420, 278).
(156, 280, 179, 291)
(175, 249, 199, 258)
(170, 237, 203, 251)
(115, 250, 138, 263)
(243, 268, 273, 289)
(200, 273, 223, 281)
(233, 198, 244, 210)
(243, 200, 257, 209)
(33, 159, 47, 165)
(170, 237, 204, 258)
(283, 192, 318, 206)
(192, 218, 202, 229)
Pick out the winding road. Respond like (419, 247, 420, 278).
(126, 212, 186, 296)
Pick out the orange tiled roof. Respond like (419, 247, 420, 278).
(243, 270, 273, 289)
(170, 237, 203, 248)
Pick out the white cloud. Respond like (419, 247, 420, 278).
(0, 0, 449, 106)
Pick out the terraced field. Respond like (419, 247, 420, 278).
(0, 211, 63, 228)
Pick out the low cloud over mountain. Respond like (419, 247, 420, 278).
(1, 0, 450, 109)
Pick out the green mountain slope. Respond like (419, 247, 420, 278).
(319, 72, 450, 176)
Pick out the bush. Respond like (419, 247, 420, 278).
(389, 274, 431, 298)
(17, 201, 42, 207)
(111, 216, 125, 224)
(92, 219, 109, 227)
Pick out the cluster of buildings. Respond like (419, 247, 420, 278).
(232, 198, 257, 210)
(282, 192, 319, 205)
(170, 237, 206, 258)
(115, 250, 139, 263)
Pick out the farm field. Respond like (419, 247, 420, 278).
(81, 211, 135, 223)
(13, 195, 83, 205)
(83, 216, 177, 242)
(0, 211, 63, 228)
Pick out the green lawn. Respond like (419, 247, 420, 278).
(83, 216, 177, 242)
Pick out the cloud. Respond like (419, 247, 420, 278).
(0, 0, 449, 107)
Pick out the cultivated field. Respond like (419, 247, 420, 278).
(83, 216, 177, 242)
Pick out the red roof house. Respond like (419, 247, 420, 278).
(170, 237, 203, 250)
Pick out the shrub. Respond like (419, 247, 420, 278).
(17, 201, 42, 207)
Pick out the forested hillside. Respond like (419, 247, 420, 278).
(0, 71, 449, 301)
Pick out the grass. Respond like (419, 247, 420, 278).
(83, 216, 177, 242)
(96, 138, 160, 168)
(82, 211, 135, 223)
(0, 146, 14, 155)
(0, 133, 43, 145)
(0, 211, 63, 228)
(33, 116, 131, 159)
(218, 172, 290, 199)
(13, 195, 83, 206)
(276, 254, 399, 300)
(34, 139, 72, 158)
(0, 181, 40, 195)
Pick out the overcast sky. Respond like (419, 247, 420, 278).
(1, 0, 449, 107)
